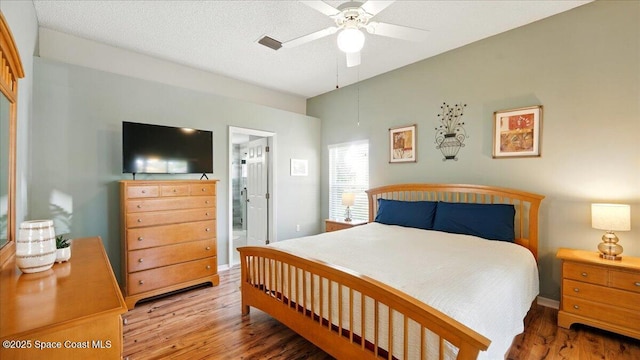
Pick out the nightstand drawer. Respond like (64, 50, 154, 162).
(562, 295, 640, 330)
(325, 219, 367, 232)
(609, 269, 640, 293)
(563, 279, 640, 311)
(326, 222, 348, 232)
(563, 262, 608, 286)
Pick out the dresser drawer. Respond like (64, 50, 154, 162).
(127, 257, 217, 295)
(128, 239, 216, 272)
(126, 208, 215, 228)
(563, 279, 640, 311)
(161, 184, 190, 197)
(127, 185, 159, 198)
(609, 269, 640, 294)
(127, 220, 215, 250)
(190, 183, 216, 196)
(563, 262, 608, 286)
(562, 295, 640, 330)
(126, 196, 215, 213)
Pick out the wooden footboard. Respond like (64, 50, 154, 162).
(239, 246, 490, 360)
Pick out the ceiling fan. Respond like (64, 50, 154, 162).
(282, 1, 429, 67)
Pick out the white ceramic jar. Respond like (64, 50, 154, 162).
(16, 220, 57, 273)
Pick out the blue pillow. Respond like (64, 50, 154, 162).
(374, 199, 437, 230)
(432, 202, 516, 242)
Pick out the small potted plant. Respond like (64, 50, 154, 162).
(55, 235, 71, 263)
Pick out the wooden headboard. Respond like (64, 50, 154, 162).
(366, 183, 545, 260)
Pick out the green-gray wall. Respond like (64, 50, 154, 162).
(308, 0, 639, 301)
(31, 57, 321, 282)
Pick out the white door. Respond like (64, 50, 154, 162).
(246, 138, 269, 246)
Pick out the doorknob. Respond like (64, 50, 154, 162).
(246, 198, 250, 202)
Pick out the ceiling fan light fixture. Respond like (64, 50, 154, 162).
(337, 27, 365, 53)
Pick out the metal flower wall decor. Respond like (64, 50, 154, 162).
(434, 102, 467, 161)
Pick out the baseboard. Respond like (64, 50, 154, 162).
(218, 263, 231, 272)
(537, 296, 559, 309)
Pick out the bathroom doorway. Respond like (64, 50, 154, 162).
(228, 126, 276, 266)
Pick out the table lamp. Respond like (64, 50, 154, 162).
(591, 203, 631, 260)
(342, 192, 355, 222)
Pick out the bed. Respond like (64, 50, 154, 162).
(238, 183, 544, 360)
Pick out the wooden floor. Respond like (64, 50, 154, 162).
(123, 266, 640, 360)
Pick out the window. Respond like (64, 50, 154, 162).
(329, 140, 369, 221)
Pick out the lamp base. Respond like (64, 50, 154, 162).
(599, 253, 622, 261)
(597, 231, 623, 261)
(344, 206, 352, 222)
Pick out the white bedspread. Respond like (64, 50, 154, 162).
(269, 222, 539, 360)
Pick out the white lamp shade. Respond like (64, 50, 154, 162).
(342, 192, 355, 207)
(591, 203, 631, 231)
(337, 28, 365, 53)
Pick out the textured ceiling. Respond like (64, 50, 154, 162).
(33, 0, 591, 99)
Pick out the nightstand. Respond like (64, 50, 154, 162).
(556, 248, 640, 340)
(325, 219, 367, 232)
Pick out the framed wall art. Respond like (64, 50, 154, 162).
(389, 124, 416, 163)
(493, 105, 542, 158)
(290, 158, 308, 176)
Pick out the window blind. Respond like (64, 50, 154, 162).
(328, 140, 369, 221)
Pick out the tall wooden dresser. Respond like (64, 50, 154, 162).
(120, 180, 219, 309)
(557, 248, 640, 340)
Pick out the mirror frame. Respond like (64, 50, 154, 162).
(0, 11, 24, 267)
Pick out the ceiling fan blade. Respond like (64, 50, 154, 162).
(346, 51, 361, 67)
(300, 1, 341, 17)
(366, 21, 429, 42)
(282, 26, 338, 48)
(361, 1, 395, 17)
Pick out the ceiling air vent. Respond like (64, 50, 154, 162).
(258, 36, 282, 51)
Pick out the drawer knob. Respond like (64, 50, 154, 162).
(142, 190, 146, 194)
(138, 237, 143, 241)
(206, 212, 210, 216)
(173, 189, 177, 192)
(206, 228, 210, 232)
(205, 200, 210, 204)
(202, 188, 206, 192)
(581, 272, 588, 277)
(139, 280, 144, 285)
(138, 258, 143, 263)
(635, 282, 640, 287)
(137, 204, 142, 208)
(206, 265, 211, 270)
(137, 218, 142, 223)
(206, 246, 211, 250)
(573, 305, 579, 310)
(573, 288, 579, 292)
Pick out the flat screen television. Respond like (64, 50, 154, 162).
(122, 121, 213, 174)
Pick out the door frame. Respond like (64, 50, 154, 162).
(228, 126, 277, 266)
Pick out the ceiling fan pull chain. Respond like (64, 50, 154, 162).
(336, 57, 340, 89)
(357, 67, 360, 127)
